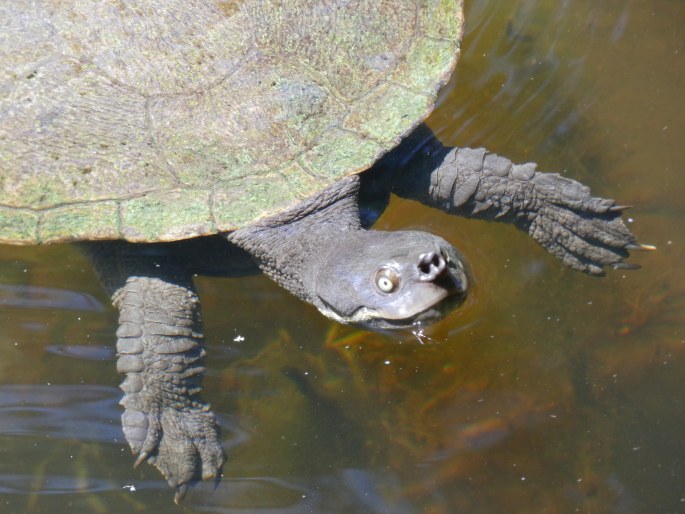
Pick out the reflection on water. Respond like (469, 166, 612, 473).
(0, 285, 105, 311)
(0, 0, 684, 513)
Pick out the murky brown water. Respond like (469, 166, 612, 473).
(1, 1, 684, 513)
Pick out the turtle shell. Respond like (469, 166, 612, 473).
(0, 0, 464, 244)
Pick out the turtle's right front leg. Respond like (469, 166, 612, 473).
(81, 243, 225, 503)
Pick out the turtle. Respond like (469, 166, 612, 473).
(0, 0, 650, 503)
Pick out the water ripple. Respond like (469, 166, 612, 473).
(0, 384, 121, 442)
(0, 285, 105, 312)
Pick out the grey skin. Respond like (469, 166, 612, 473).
(81, 125, 646, 502)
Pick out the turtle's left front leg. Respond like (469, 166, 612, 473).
(381, 125, 652, 275)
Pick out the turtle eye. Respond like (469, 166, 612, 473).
(375, 267, 400, 293)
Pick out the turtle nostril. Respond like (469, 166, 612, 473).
(417, 251, 446, 281)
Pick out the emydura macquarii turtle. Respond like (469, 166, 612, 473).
(0, 0, 651, 503)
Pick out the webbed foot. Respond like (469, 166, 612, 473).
(124, 400, 225, 503)
(521, 173, 654, 275)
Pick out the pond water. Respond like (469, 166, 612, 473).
(1, 1, 684, 513)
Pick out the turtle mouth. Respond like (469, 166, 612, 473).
(363, 288, 466, 330)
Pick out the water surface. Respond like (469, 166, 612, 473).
(1, 1, 684, 513)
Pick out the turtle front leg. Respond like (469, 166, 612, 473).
(383, 125, 652, 275)
(81, 242, 225, 503)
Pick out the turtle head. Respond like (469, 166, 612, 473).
(314, 230, 468, 330)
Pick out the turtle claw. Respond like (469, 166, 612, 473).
(174, 483, 189, 505)
(626, 243, 657, 251)
(134, 451, 149, 469)
(609, 204, 632, 212)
